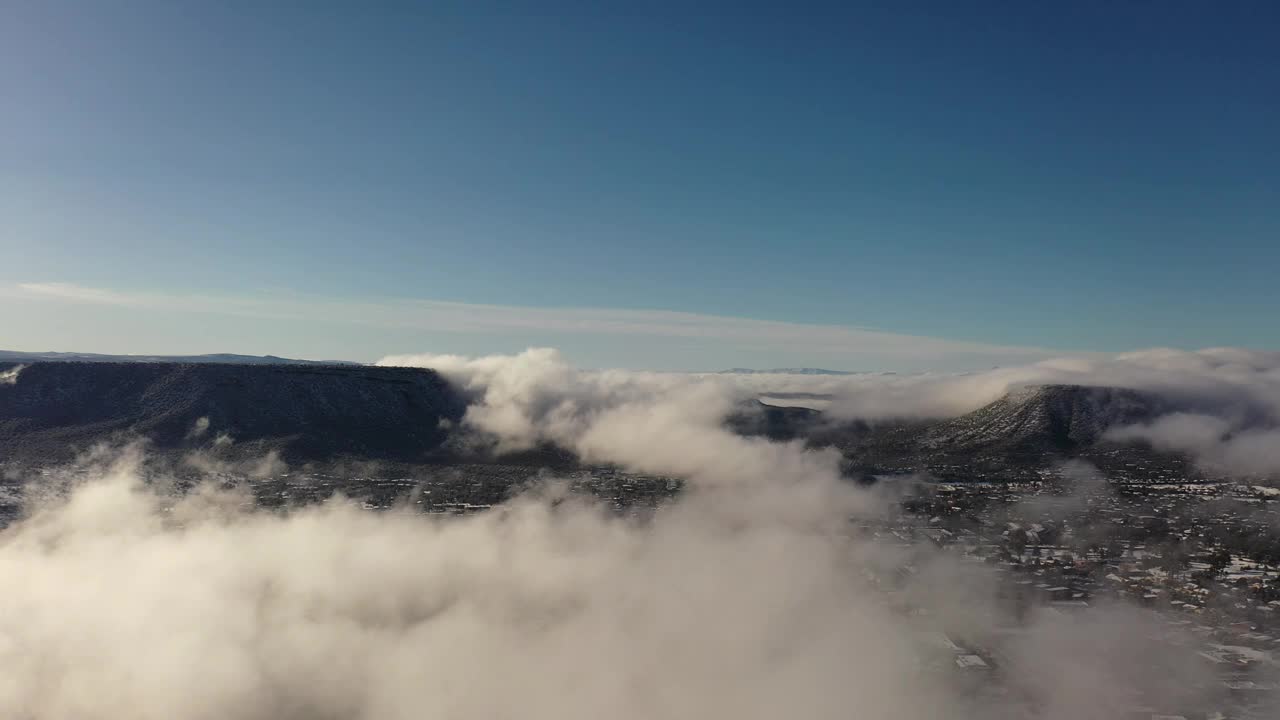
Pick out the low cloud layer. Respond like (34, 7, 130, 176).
(378, 346, 1280, 478)
(699, 348, 1280, 479)
(807, 347, 1280, 422)
(0, 450, 926, 720)
(0, 438, 1240, 720)
(380, 349, 851, 522)
(1108, 413, 1280, 478)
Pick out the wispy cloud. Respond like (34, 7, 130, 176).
(16, 283, 147, 307)
(9, 281, 1067, 365)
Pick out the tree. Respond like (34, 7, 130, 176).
(1207, 547, 1232, 576)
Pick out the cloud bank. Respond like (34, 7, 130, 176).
(379, 349, 852, 523)
(801, 347, 1280, 422)
(704, 348, 1280, 478)
(0, 428, 1241, 720)
(381, 346, 1280, 479)
(0, 449, 933, 720)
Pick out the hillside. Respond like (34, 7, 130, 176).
(0, 362, 465, 465)
(725, 400, 827, 441)
(921, 384, 1168, 454)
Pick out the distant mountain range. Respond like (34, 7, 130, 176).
(718, 367, 868, 376)
(0, 350, 358, 365)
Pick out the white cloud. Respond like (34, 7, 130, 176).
(1107, 413, 1233, 455)
(16, 282, 145, 307)
(0, 364, 25, 385)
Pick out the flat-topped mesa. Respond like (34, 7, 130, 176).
(0, 362, 467, 465)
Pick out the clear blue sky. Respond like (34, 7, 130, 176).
(1, 1, 1277, 370)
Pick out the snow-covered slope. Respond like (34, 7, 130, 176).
(922, 384, 1168, 453)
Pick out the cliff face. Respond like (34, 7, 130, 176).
(0, 362, 467, 465)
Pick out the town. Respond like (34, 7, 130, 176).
(863, 472, 1280, 720)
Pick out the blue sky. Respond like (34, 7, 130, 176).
(2, 2, 1277, 370)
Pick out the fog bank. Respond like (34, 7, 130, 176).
(380, 346, 1280, 478)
